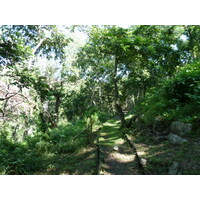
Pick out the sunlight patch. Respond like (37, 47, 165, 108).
(108, 152, 136, 163)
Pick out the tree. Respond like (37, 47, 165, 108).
(0, 25, 72, 136)
(76, 25, 184, 127)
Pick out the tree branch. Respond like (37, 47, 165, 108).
(0, 93, 18, 101)
(32, 38, 45, 55)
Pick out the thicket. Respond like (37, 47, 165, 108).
(0, 108, 110, 175)
(0, 120, 85, 174)
(137, 61, 200, 130)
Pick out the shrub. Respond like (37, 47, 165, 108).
(0, 136, 44, 174)
(0, 117, 94, 174)
(164, 61, 200, 106)
(137, 61, 200, 125)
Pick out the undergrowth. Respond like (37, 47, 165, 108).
(0, 119, 91, 175)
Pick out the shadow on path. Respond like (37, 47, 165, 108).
(99, 121, 143, 175)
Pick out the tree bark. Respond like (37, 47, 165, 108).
(39, 111, 48, 133)
(114, 56, 126, 127)
(54, 94, 61, 127)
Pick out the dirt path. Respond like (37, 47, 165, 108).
(97, 120, 142, 175)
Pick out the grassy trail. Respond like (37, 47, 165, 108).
(34, 118, 143, 175)
(97, 119, 142, 175)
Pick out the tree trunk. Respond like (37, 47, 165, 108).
(114, 56, 126, 127)
(39, 112, 48, 133)
(87, 122, 93, 145)
(54, 94, 61, 127)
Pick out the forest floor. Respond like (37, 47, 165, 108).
(97, 120, 142, 175)
(33, 117, 200, 175)
(35, 118, 144, 175)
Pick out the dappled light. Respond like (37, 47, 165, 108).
(0, 25, 200, 175)
(108, 152, 136, 163)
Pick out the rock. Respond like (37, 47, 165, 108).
(113, 145, 119, 151)
(167, 133, 188, 145)
(169, 161, 179, 175)
(170, 121, 192, 136)
(137, 151, 146, 156)
(140, 158, 147, 166)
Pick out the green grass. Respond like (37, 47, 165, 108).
(6, 116, 199, 175)
(127, 127, 200, 175)
(0, 119, 100, 175)
(33, 147, 97, 175)
(98, 120, 123, 146)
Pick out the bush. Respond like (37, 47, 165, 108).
(137, 61, 200, 126)
(0, 136, 44, 174)
(0, 118, 93, 174)
(164, 61, 200, 105)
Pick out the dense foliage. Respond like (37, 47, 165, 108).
(137, 61, 200, 124)
(0, 25, 200, 174)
